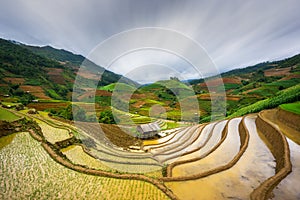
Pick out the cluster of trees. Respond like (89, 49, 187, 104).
(49, 104, 95, 122)
(0, 39, 62, 77)
(49, 104, 117, 124)
(4, 83, 35, 105)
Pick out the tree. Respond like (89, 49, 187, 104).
(170, 77, 180, 82)
(73, 105, 87, 122)
(99, 110, 116, 124)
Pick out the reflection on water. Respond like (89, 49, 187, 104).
(143, 128, 184, 146)
(273, 138, 300, 199)
(166, 116, 275, 200)
(172, 121, 227, 176)
(261, 109, 300, 199)
(175, 118, 241, 175)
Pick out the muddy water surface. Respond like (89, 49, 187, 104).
(272, 137, 300, 199)
(261, 109, 300, 199)
(166, 116, 275, 200)
(172, 120, 227, 177)
(174, 122, 217, 162)
(177, 118, 241, 174)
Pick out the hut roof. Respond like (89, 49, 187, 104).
(137, 122, 161, 133)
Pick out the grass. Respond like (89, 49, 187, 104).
(224, 83, 241, 90)
(38, 99, 68, 103)
(266, 78, 300, 88)
(0, 132, 169, 199)
(280, 101, 300, 115)
(0, 133, 16, 150)
(99, 83, 136, 92)
(156, 80, 191, 90)
(46, 89, 62, 99)
(248, 86, 279, 97)
(1, 102, 21, 106)
(0, 108, 20, 121)
(165, 122, 179, 129)
(95, 96, 111, 106)
(229, 84, 300, 118)
(132, 115, 152, 124)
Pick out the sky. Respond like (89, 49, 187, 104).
(1, 0, 300, 83)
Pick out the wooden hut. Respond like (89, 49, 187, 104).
(136, 122, 161, 139)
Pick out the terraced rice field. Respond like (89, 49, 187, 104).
(0, 132, 170, 200)
(142, 109, 299, 199)
(1, 107, 299, 199)
(19, 85, 51, 100)
(61, 145, 111, 171)
(0, 107, 20, 121)
(38, 120, 71, 144)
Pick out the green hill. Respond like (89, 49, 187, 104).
(99, 83, 136, 92)
(229, 84, 300, 118)
(23, 44, 138, 87)
(0, 38, 138, 102)
(23, 45, 84, 66)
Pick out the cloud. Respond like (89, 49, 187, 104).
(1, 0, 300, 82)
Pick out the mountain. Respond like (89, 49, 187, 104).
(0, 37, 299, 123)
(22, 43, 138, 87)
(131, 53, 300, 122)
(0, 38, 138, 101)
(22, 45, 84, 66)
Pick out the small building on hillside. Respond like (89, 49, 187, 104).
(136, 122, 161, 139)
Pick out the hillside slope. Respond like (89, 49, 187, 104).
(0, 38, 137, 101)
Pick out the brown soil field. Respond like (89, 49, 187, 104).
(45, 68, 66, 84)
(132, 101, 146, 108)
(96, 90, 112, 96)
(199, 77, 241, 87)
(76, 69, 99, 80)
(46, 68, 64, 75)
(131, 93, 147, 99)
(226, 96, 240, 101)
(280, 73, 300, 80)
(197, 94, 239, 101)
(75, 121, 142, 149)
(19, 85, 51, 99)
(49, 74, 66, 84)
(3, 77, 25, 84)
(264, 67, 291, 77)
(27, 102, 69, 111)
(77, 90, 112, 101)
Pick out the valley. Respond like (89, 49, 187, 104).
(0, 38, 299, 199)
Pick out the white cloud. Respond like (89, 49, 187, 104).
(1, 0, 300, 82)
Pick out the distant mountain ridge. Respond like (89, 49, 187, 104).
(0, 38, 138, 101)
(188, 53, 300, 85)
(22, 45, 85, 66)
